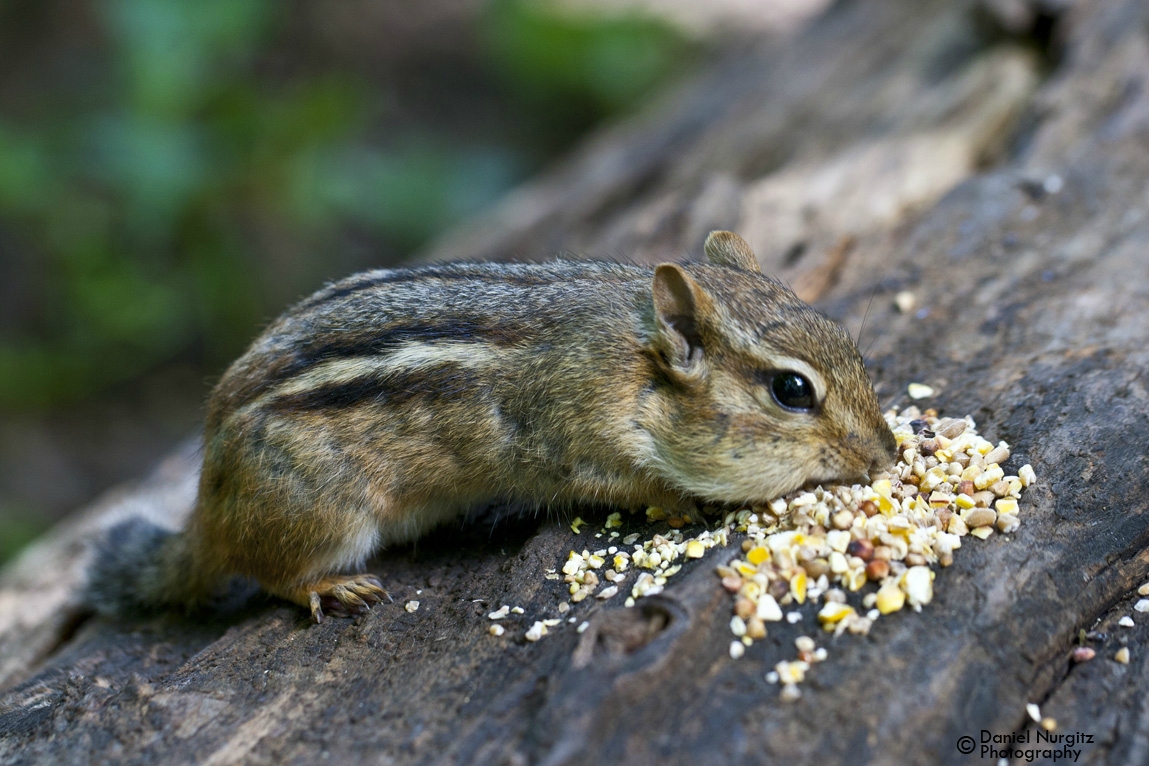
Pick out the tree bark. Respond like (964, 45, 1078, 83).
(4, 0, 1149, 763)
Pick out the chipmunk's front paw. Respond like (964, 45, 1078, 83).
(293, 574, 391, 624)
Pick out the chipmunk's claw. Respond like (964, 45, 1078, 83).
(286, 574, 390, 624)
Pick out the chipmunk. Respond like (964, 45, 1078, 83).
(88, 232, 896, 623)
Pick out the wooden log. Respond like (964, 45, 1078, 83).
(4, 0, 1149, 763)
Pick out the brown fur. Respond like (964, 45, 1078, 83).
(98, 232, 896, 622)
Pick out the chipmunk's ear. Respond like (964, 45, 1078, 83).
(652, 264, 711, 383)
(704, 231, 761, 272)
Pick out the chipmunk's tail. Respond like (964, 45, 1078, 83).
(85, 518, 228, 615)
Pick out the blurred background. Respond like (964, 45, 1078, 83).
(0, 0, 826, 564)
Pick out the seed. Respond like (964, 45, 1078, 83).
(989, 480, 1011, 498)
(746, 546, 770, 565)
(935, 418, 967, 439)
(1119, 616, 1135, 627)
(904, 553, 928, 567)
(730, 616, 747, 637)
(1115, 647, 1131, 665)
(735, 596, 756, 620)
(962, 508, 997, 528)
(831, 510, 854, 530)
(596, 585, 619, 599)
(876, 582, 905, 614)
(729, 641, 745, 660)
(975, 465, 1005, 490)
(746, 617, 767, 640)
(1019, 464, 1036, 487)
(847, 538, 874, 561)
(525, 622, 546, 642)
(489, 624, 505, 637)
(907, 383, 935, 399)
(985, 445, 1011, 465)
(996, 514, 1020, 534)
(1139, 582, 1149, 596)
(919, 439, 939, 457)
(903, 566, 933, 607)
(995, 497, 1019, 515)
(757, 595, 784, 622)
(973, 490, 996, 508)
(685, 540, 706, 559)
(790, 571, 808, 604)
(804, 558, 830, 579)
(405, 600, 420, 613)
(1135, 599, 1149, 613)
(860, 500, 879, 518)
(1072, 646, 1096, 662)
(817, 602, 855, 626)
(958, 480, 976, 497)
(721, 575, 743, 593)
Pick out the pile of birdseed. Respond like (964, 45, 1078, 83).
(719, 406, 1035, 698)
(494, 407, 1035, 700)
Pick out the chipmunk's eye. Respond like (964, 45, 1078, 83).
(770, 372, 815, 412)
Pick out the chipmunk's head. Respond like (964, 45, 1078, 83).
(641, 231, 896, 504)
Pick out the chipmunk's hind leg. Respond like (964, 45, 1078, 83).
(272, 574, 391, 624)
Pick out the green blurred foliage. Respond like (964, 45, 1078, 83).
(0, 0, 693, 413)
(485, 0, 693, 132)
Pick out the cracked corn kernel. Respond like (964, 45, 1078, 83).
(645, 506, 668, 522)
(757, 594, 784, 622)
(790, 571, 808, 604)
(817, 602, 855, 626)
(996, 514, 1020, 534)
(903, 567, 933, 607)
(685, 540, 706, 559)
(1019, 464, 1036, 487)
(995, 497, 1019, 515)
(405, 601, 420, 613)
(489, 624, 505, 637)
(907, 383, 935, 399)
(876, 582, 906, 614)
(1115, 647, 1130, 664)
(746, 546, 770, 565)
